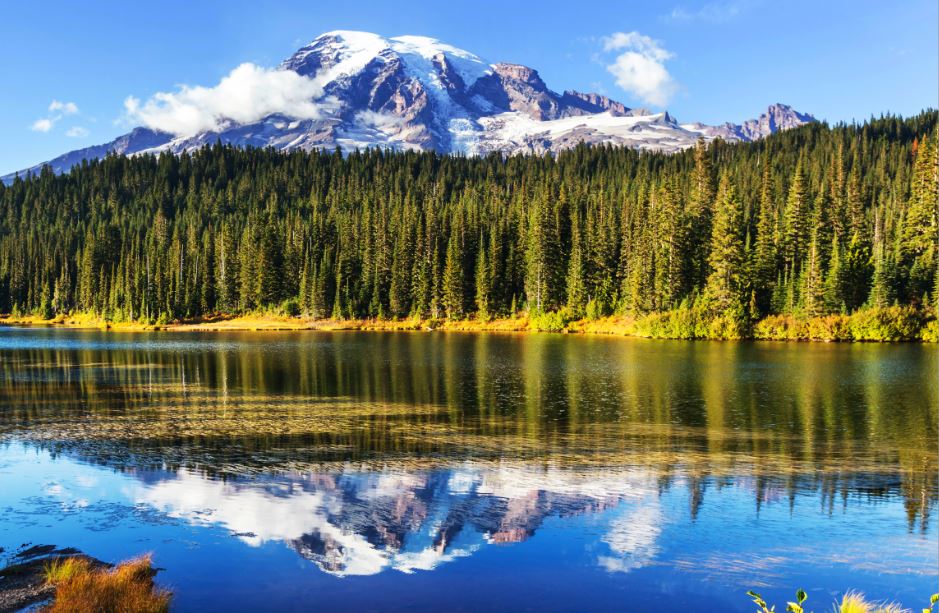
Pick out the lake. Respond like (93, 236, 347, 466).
(0, 327, 935, 611)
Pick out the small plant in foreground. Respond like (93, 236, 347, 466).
(43, 554, 171, 613)
(43, 556, 87, 585)
(924, 593, 939, 613)
(837, 590, 904, 613)
(747, 588, 806, 612)
(747, 589, 939, 613)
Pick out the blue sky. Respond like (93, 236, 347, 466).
(1, 0, 936, 175)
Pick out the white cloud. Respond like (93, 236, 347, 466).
(600, 32, 678, 108)
(65, 126, 90, 138)
(31, 118, 54, 132)
(123, 63, 334, 138)
(49, 99, 79, 115)
(30, 99, 81, 133)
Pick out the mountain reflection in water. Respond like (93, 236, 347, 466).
(0, 329, 936, 611)
(133, 464, 660, 576)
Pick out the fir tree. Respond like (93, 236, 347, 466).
(442, 232, 465, 320)
(475, 240, 492, 321)
(525, 190, 562, 312)
(687, 139, 715, 290)
(753, 162, 778, 315)
(566, 211, 587, 315)
(704, 173, 748, 317)
(783, 154, 810, 271)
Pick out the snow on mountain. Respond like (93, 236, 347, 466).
(3, 31, 815, 182)
(478, 111, 701, 155)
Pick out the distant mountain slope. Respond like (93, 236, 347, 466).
(3, 31, 815, 182)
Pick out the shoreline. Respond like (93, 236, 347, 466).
(1, 312, 934, 342)
(1, 313, 531, 334)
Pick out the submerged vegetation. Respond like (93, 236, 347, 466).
(0, 112, 936, 340)
(43, 555, 170, 613)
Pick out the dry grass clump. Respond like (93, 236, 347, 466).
(749, 588, 937, 613)
(42, 556, 89, 585)
(835, 590, 912, 613)
(43, 554, 170, 613)
(836, 591, 906, 613)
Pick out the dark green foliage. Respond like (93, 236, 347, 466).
(704, 173, 749, 315)
(0, 112, 935, 328)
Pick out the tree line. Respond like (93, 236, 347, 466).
(0, 111, 936, 335)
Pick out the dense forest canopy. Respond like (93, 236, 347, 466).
(0, 111, 936, 337)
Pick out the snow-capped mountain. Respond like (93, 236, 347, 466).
(4, 31, 815, 182)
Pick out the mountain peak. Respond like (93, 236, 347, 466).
(740, 103, 816, 139)
(3, 32, 816, 182)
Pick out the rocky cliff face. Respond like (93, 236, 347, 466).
(4, 31, 815, 182)
(696, 103, 816, 142)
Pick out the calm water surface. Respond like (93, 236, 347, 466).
(0, 328, 936, 611)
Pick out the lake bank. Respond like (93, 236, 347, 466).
(0, 545, 108, 611)
(1, 307, 935, 342)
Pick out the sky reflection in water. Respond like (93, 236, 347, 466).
(0, 329, 936, 611)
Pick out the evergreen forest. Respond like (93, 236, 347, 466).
(1, 111, 936, 339)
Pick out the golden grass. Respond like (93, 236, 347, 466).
(0, 312, 115, 329)
(566, 315, 638, 336)
(43, 555, 170, 613)
(3, 310, 933, 341)
(43, 557, 88, 585)
(836, 591, 906, 613)
(750, 589, 933, 613)
(1, 312, 526, 333)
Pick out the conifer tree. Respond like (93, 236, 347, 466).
(475, 240, 492, 321)
(257, 217, 285, 306)
(902, 132, 938, 301)
(525, 191, 562, 312)
(783, 154, 810, 271)
(753, 162, 778, 315)
(704, 173, 748, 317)
(868, 210, 894, 308)
(840, 231, 873, 312)
(687, 139, 715, 289)
(238, 223, 259, 310)
(566, 210, 587, 315)
(389, 233, 412, 318)
(802, 228, 824, 316)
(846, 164, 867, 239)
(442, 231, 465, 320)
(824, 235, 845, 312)
(652, 180, 687, 309)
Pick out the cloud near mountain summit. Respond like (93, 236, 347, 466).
(123, 63, 335, 137)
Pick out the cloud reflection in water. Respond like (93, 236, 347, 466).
(132, 463, 661, 576)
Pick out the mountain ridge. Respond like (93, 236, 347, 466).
(3, 30, 815, 182)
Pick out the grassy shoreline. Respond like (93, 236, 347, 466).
(1, 309, 935, 342)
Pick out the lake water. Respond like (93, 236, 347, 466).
(0, 328, 935, 611)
